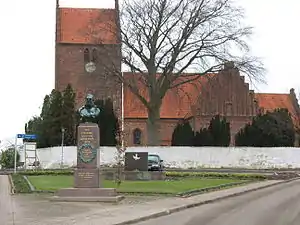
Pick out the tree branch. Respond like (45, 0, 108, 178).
(87, 0, 266, 125)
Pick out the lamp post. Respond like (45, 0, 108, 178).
(14, 137, 18, 173)
(61, 128, 65, 168)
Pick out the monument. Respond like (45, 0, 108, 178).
(52, 94, 124, 202)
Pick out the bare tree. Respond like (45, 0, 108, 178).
(95, 0, 265, 145)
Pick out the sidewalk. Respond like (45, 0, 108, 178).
(40, 179, 295, 225)
(0, 175, 14, 225)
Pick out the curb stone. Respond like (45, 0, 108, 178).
(113, 178, 300, 225)
(177, 180, 253, 197)
(23, 175, 36, 192)
(8, 174, 15, 195)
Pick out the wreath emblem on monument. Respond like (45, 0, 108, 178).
(78, 143, 97, 163)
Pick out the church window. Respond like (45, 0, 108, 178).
(225, 102, 233, 116)
(84, 48, 90, 63)
(133, 128, 142, 145)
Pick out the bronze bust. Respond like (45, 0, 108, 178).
(78, 94, 101, 122)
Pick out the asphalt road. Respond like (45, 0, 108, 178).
(136, 179, 300, 225)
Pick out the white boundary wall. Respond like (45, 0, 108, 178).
(34, 146, 300, 169)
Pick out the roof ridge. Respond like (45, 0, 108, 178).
(256, 93, 290, 95)
(60, 7, 115, 10)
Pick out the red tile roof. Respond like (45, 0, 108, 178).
(58, 8, 117, 44)
(255, 93, 300, 127)
(123, 73, 215, 119)
(123, 72, 300, 127)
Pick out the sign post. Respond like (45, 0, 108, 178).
(15, 134, 37, 173)
(14, 136, 18, 173)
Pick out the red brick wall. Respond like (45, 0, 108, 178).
(124, 116, 253, 147)
(124, 118, 180, 146)
(55, 43, 122, 118)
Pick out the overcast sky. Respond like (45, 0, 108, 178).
(0, 0, 299, 144)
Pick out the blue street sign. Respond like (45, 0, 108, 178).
(17, 134, 37, 139)
(17, 134, 24, 138)
(24, 134, 37, 139)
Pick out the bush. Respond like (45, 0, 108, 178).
(193, 115, 231, 146)
(193, 128, 213, 146)
(171, 121, 194, 146)
(235, 108, 295, 147)
(0, 148, 20, 169)
(208, 115, 231, 146)
(171, 115, 231, 146)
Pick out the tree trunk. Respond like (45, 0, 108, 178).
(147, 106, 161, 146)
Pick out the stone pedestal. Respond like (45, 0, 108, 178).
(52, 123, 124, 203)
(124, 171, 166, 181)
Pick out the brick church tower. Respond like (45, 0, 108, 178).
(54, 0, 122, 117)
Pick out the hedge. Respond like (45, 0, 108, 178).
(19, 170, 73, 176)
(18, 170, 267, 180)
(166, 172, 267, 180)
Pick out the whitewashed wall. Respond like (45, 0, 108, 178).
(30, 146, 300, 169)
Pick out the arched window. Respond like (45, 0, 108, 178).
(133, 128, 142, 145)
(92, 48, 97, 62)
(225, 101, 233, 116)
(84, 48, 90, 63)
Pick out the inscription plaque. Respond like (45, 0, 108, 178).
(74, 168, 100, 188)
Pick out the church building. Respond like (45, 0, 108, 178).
(54, 1, 122, 118)
(54, 3, 300, 146)
(123, 65, 300, 146)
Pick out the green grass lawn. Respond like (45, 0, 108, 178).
(27, 175, 244, 194)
